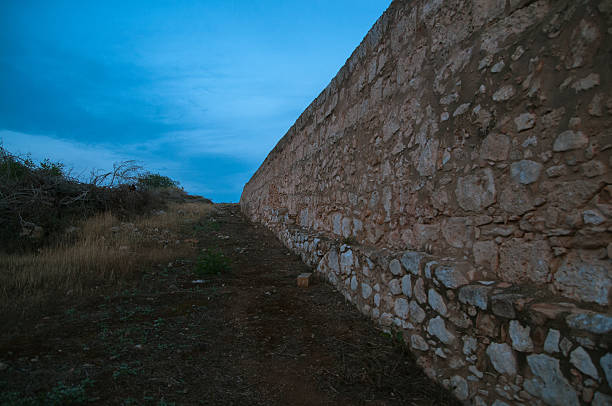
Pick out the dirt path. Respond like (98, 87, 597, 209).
(0, 203, 458, 405)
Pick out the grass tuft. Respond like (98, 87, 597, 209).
(194, 248, 231, 276)
(0, 202, 211, 319)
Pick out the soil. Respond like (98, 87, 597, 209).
(0, 203, 459, 405)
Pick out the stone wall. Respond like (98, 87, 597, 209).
(240, 0, 612, 404)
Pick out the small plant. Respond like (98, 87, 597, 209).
(194, 249, 230, 276)
(0, 378, 95, 405)
(341, 236, 357, 245)
(136, 173, 180, 190)
(113, 363, 139, 380)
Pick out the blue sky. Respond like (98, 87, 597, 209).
(0, 0, 390, 202)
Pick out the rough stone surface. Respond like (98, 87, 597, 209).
(553, 130, 588, 152)
(362, 283, 372, 299)
(601, 353, 612, 389)
(434, 266, 468, 289)
(239, 2, 612, 404)
(428, 288, 447, 316)
(458, 285, 489, 310)
(414, 278, 426, 304)
(389, 278, 402, 295)
(427, 316, 455, 345)
(510, 160, 543, 185)
(486, 343, 517, 376)
(411, 334, 429, 351)
(525, 354, 579, 406)
(455, 168, 496, 211)
(514, 113, 536, 131)
(473, 240, 498, 271)
(554, 255, 611, 305)
(570, 346, 599, 379)
(509, 320, 533, 352)
(498, 239, 552, 283)
(389, 259, 403, 276)
(409, 300, 426, 324)
(480, 133, 510, 161)
(593, 392, 612, 406)
(543, 329, 560, 354)
(401, 275, 412, 297)
(400, 252, 425, 275)
(450, 375, 469, 400)
(490, 294, 519, 319)
(492, 85, 515, 101)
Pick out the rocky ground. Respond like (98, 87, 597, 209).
(0, 203, 459, 405)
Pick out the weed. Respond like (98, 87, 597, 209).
(0, 379, 94, 405)
(113, 363, 140, 380)
(341, 236, 357, 245)
(0, 201, 211, 318)
(194, 249, 230, 276)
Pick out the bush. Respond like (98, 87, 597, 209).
(136, 173, 180, 191)
(194, 249, 230, 276)
(0, 145, 190, 253)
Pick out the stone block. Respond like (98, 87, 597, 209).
(297, 273, 312, 288)
(553, 254, 611, 305)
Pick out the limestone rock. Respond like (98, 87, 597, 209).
(498, 239, 552, 283)
(401, 275, 412, 297)
(362, 283, 373, 299)
(400, 251, 425, 275)
(463, 336, 477, 355)
(572, 73, 600, 92)
(581, 160, 606, 178)
(410, 300, 426, 323)
(570, 346, 599, 379)
(525, 354, 579, 406)
(593, 392, 612, 406)
(389, 279, 402, 295)
(509, 320, 534, 352)
(428, 288, 447, 316)
(450, 375, 469, 400)
(486, 342, 517, 375)
(490, 293, 521, 319)
(394, 298, 409, 319)
(442, 217, 473, 248)
(601, 353, 612, 389)
(481, 133, 510, 161)
(583, 209, 606, 225)
(492, 85, 515, 101)
(554, 255, 611, 305)
(427, 316, 455, 345)
(434, 265, 469, 289)
(473, 240, 499, 271)
(458, 285, 489, 310)
(542, 180, 600, 211)
(499, 184, 534, 215)
(455, 168, 496, 211)
(544, 329, 560, 354)
(414, 278, 427, 304)
(546, 164, 567, 178)
(553, 130, 588, 152)
(510, 160, 543, 185)
(327, 250, 340, 273)
(411, 334, 429, 351)
(514, 113, 536, 131)
(389, 258, 403, 276)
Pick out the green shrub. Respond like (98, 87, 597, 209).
(195, 249, 230, 276)
(136, 173, 180, 190)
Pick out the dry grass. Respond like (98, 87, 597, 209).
(0, 201, 212, 316)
